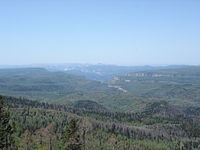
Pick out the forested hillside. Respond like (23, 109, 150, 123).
(1, 0, 199, 149)
(0, 68, 118, 103)
(1, 66, 200, 112)
(2, 95, 200, 149)
(1, 66, 200, 149)
(110, 66, 200, 108)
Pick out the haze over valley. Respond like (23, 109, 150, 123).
(1, 0, 200, 149)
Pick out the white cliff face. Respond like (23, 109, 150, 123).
(126, 72, 174, 78)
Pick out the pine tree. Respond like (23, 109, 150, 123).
(64, 118, 83, 150)
(0, 95, 15, 149)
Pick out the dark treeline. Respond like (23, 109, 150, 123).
(2, 95, 200, 149)
(4, 95, 200, 138)
(3, 96, 142, 123)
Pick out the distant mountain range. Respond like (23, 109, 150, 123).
(0, 64, 192, 81)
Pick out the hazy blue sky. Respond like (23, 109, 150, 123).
(0, 0, 200, 65)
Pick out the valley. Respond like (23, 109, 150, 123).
(1, 65, 200, 149)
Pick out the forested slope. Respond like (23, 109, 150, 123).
(110, 66, 200, 107)
(0, 68, 119, 103)
(2, 95, 200, 149)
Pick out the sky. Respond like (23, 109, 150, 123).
(0, 0, 200, 66)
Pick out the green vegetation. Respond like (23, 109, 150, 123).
(64, 118, 83, 150)
(72, 100, 107, 111)
(1, 66, 200, 149)
(1, 95, 200, 149)
(0, 68, 118, 103)
(2, 67, 200, 112)
(110, 66, 200, 108)
(0, 95, 16, 149)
